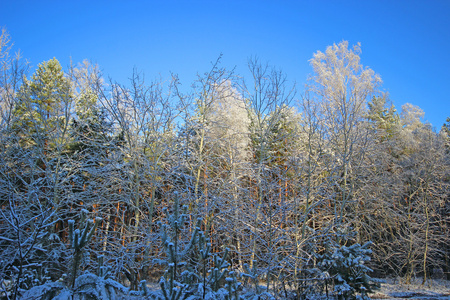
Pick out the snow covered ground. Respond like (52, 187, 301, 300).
(370, 278, 450, 299)
(13, 277, 450, 299)
(140, 277, 450, 300)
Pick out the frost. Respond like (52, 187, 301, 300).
(72, 272, 129, 299)
(53, 289, 72, 300)
(19, 282, 69, 300)
(74, 272, 97, 289)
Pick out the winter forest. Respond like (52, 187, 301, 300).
(0, 28, 449, 299)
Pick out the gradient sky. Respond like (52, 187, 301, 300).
(1, 0, 449, 129)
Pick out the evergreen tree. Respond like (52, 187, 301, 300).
(367, 95, 400, 141)
(441, 117, 450, 151)
(14, 58, 72, 149)
(443, 117, 450, 136)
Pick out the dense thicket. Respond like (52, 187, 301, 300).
(0, 29, 449, 298)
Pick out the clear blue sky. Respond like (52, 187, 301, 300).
(1, 0, 449, 129)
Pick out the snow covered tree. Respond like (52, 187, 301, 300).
(11, 58, 74, 218)
(357, 101, 449, 281)
(68, 212, 102, 288)
(13, 58, 73, 149)
(242, 57, 296, 292)
(0, 57, 76, 299)
(193, 78, 250, 270)
(393, 110, 448, 283)
(179, 56, 238, 217)
(308, 41, 382, 227)
(0, 28, 27, 131)
(367, 95, 400, 142)
(68, 60, 111, 155)
(91, 69, 182, 287)
(442, 116, 450, 147)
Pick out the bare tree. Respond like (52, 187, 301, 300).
(91, 68, 184, 287)
(240, 57, 296, 291)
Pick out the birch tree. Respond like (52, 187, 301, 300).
(307, 41, 381, 228)
(201, 80, 250, 270)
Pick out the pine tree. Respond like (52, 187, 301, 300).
(441, 117, 450, 151)
(13, 58, 72, 149)
(316, 230, 379, 300)
(367, 95, 400, 141)
(68, 211, 102, 288)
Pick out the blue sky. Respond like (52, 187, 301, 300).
(1, 0, 449, 129)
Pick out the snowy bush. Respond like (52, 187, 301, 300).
(316, 238, 379, 300)
(19, 281, 70, 300)
(19, 250, 126, 299)
(19, 271, 129, 300)
(72, 271, 129, 300)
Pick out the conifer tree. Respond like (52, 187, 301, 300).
(441, 117, 450, 151)
(14, 58, 72, 148)
(68, 211, 102, 288)
(367, 95, 400, 141)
